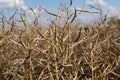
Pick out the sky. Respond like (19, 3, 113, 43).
(0, 0, 120, 13)
(24, 0, 120, 9)
(0, 0, 120, 12)
(0, 0, 120, 25)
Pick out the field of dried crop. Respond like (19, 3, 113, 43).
(0, 18, 120, 80)
(0, 0, 120, 79)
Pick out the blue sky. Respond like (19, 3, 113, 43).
(23, 0, 120, 9)
(23, 0, 120, 20)
(24, 0, 84, 9)
(0, 0, 120, 25)
(0, 0, 120, 13)
(24, 0, 120, 23)
(0, 0, 120, 15)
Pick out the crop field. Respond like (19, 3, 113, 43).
(0, 0, 120, 80)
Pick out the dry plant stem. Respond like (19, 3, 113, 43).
(55, 62, 59, 80)
(47, 63, 54, 80)
(91, 50, 94, 80)
(29, 49, 33, 80)
(38, 64, 48, 80)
